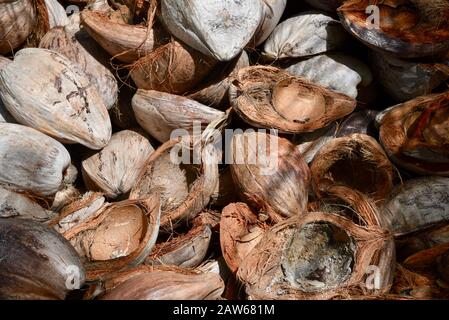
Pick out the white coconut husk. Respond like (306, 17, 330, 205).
(283, 53, 373, 98)
(39, 27, 118, 110)
(0, 48, 111, 150)
(45, 0, 68, 28)
(82, 130, 155, 198)
(263, 11, 347, 60)
(251, 0, 287, 47)
(0, 0, 37, 54)
(370, 50, 449, 102)
(0, 56, 14, 123)
(294, 122, 338, 164)
(0, 186, 56, 222)
(0, 123, 72, 196)
(132, 89, 224, 143)
(160, 0, 263, 61)
(383, 177, 449, 236)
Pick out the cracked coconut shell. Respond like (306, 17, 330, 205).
(0, 48, 111, 150)
(229, 66, 356, 133)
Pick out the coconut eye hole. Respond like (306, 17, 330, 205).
(281, 222, 356, 292)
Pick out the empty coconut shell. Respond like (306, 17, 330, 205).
(0, 48, 112, 149)
(0, 123, 72, 196)
(237, 212, 394, 299)
(80, 10, 169, 63)
(338, 0, 449, 58)
(130, 136, 220, 231)
(82, 130, 155, 198)
(310, 133, 394, 201)
(0, 0, 37, 54)
(62, 195, 161, 281)
(100, 267, 224, 300)
(229, 66, 356, 133)
(230, 131, 310, 222)
(263, 11, 347, 60)
(39, 26, 118, 110)
(378, 92, 449, 175)
(160, 0, 263, 61)
(132, 89, 224, 143)
(0, 186, 56, 222)
(383, 177, 449, 236)
(147, 224, 212, 268)
(130, 39, 217, 95)
(0, 218, 85, 299)
(220, 202, 267, 273)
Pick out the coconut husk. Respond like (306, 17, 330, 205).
(209, 167, 238, 207)
(230, 131, 311, 222)
(282, 53, 373, 99)
(237, 212, 394, 299)
(130, 39, 218, 95)
(250, 0, 286, 47)
(336, 109, 379, 138)
(0, 123, 72, 197)
(0, 186, 56, 222)
(188, 51, 250, 109)
(370, 51, 449, 102)
(263, 11, 347, 60)
(0, 48, 112, 150)
(338, 0, 449, 58)
(383, 177, 449, 236)
(61, 195, 161, 282)
(220, 203, 268, 274)
(379, 92, 449, 175)
(81, 10, 169, 63)
(132, 89, 224, 143)
(45, 0, 68, 28)
(159, 0, 263, 61)
(310, 133, 394, 201)
(229, 66, 356, 133)
(39, 26, 118, 110)
(99, 267, 224, 300)
(191, 210, 221, 231)
(82, 130, 154, 198)
(146, 224, 212, 268)
(293, 122, 338, 164)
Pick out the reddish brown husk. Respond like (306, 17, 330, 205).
(310, 134, 394, 201)
(130, 39, 217, 95)
(229, 66, 356, 133)
(237, 212, 395, 299)
(230, 131, 311, 222)
(220, 203, 268, 274)
(379, 92, 449, 175)
(338, 0, 449, 58)
(61, 195, 161, 282)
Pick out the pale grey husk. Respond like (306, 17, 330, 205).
(160, 0, 263, 61)
(284, 53, 372, 98)
(0, 123, 71, 196)
(263, 11, 347, 60)
(45, 0, 68, 28)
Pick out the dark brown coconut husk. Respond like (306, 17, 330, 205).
(25, 0, 50, 48)
(220, 203, 268, 274)
(379, 92, 449, 175)
(230, 131, 311, 223)
(310, 133, 394, 201)
(146, 224, 212, 268)
(237, 212, 394, 299)
(229, 66, 356, 134)
(129, 39, 218, 95)
(338, 0, 449, 58)
(61, 195, 161, 282)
